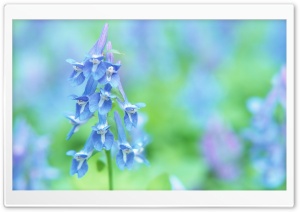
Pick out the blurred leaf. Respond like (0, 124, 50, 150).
(147, 173, 171, 190)
(96, 160, 106, 172)
(107, 49, 125, 55)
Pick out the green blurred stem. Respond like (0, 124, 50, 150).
(105, 150, 113, 190)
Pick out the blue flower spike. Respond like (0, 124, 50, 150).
(88, 114, 114, 151)
(114, 111, 135, 170)
(66, 59, 86, 86)
(65, 23, 148, 179)
(89, 84, 115, 115)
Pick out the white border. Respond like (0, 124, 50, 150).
(3, 4, 294, 207)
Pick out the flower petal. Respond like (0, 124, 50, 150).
(106, 41, 114, 63)
(99, 99, 112, 115)
(91, 131, 103, 151)
(77, 160, 88, 178)
(116, 150, 125, 170)
(98, 73, 107, 85)
(79, 103, 92, 121)
(104, 83, 112, 92)
(92, 62, 106, 80)
(98, 113, 107, 125)
(70, 159, 79, 175)
(104, 131, 114, 150)
(124, 112, 138, 130)
(83, 76, 98, 96)
(69, 72, 85, 86)
(89, 93, 100, 113)
(89, 23, 109, 56)
(114, 111, 127, 143)
(75, 104, 81, 119)
(125, 152, 135, 169)
(83, 61, 92, 78)
(109, 73, 120, 88)
(66, 150, 76, 156)
(135, 102, 146, 108)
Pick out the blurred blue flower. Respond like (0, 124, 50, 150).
(89, 84, 115, 115)
(243, 66, 286, 188)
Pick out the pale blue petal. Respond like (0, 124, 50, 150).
(124, 112, 138, 130)
(98, 114, 107, 125)
(114, 111, 127, 143)
(135, 102, 146, 108)
(83, 76, 98, 96)
(83, 61, 92, 78)
(104, 131, 114, 150)
(77, 160, 88, 178)
(109, 74, 120, 88)
(104, 84, 112, 92)
(91, 131, 103, 151)
(88, 23, 108, 55)
(70, 159, 78, 175)
(99, 99, 112, 115)
(116, 150, 125, 170)
(66, 150, 76, 156)
(125, 152, 135, 169)
(88, 93, 100, 113)
(75, 104, 80, 119)
(79, 103, 92, 121)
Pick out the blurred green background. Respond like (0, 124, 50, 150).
(13, 20, 286, 190)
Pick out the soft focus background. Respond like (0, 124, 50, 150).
(12, 20, 286, 190)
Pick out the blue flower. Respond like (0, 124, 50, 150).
(87, 114, 114, 151)
(66, 139, 94, 178)
(66, 59, 85, 86)
(98, 41, 121, 87)
(117, 98, 146, 131)
(89, 84, 115, 115)
(72, 76, 98, 120)
(132, 137, 150, 166)
(65, 114, 92, 140)
(83, 24, 109, 80)
(114, 111, 135, 170)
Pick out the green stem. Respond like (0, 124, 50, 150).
(105, 150, 113, 190)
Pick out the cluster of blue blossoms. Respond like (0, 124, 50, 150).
(65, 24, 148, 178)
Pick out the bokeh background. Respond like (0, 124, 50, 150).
(13, 20, 286, 190)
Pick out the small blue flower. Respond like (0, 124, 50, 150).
(66, 139, 94, 178)
(114, 111, 135, 170)
(87, 114, 114, 151)
(66, 59, 85, 86)
(89, 84, 116, 115)
(98, 41, 121, 87)
(83, 24, 109, 80)
(72, 76, 98, 120)
(98, 61, 121, 87)
(117, 98, 146, 131)
(67, 150, 92, 178)
(132, 138, 150, 166)
(116, 143, 135, 170)
(65, 114, 92, 140)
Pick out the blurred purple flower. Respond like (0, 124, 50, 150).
(201, 118, 243, 181)
(13, 118, 59, 190)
